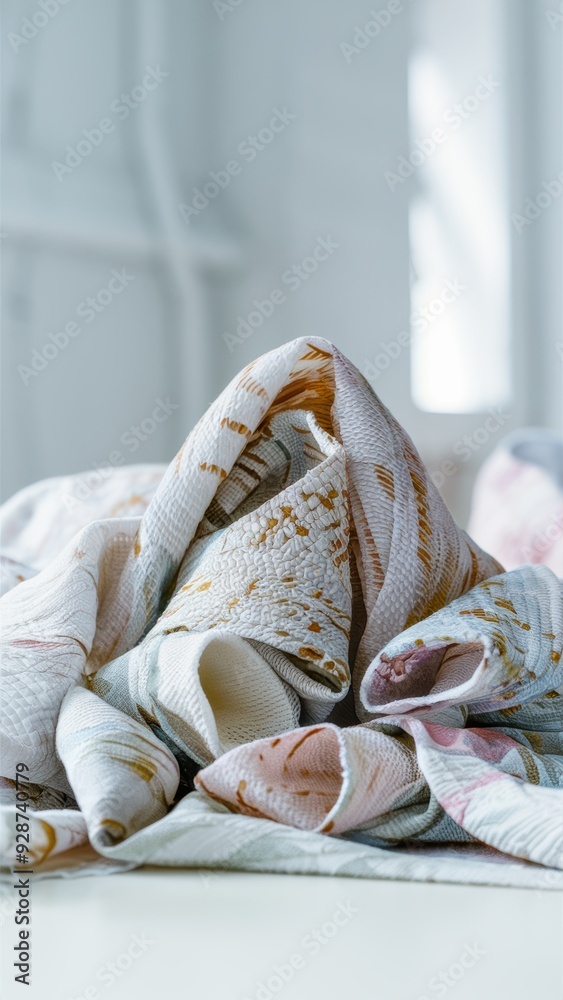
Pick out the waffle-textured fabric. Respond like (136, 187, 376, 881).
(1, 338, 561, 887)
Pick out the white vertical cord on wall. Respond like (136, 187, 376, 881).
(134, 2, 244, 434)
(134, 1, 210, 433)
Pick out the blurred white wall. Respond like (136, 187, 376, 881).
(1, 0, 561, 524)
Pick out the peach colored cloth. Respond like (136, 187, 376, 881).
(469, 429, 563, 576)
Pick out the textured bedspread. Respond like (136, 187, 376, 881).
(1, 338, 561, 886)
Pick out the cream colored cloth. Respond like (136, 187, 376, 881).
(3, 337, 560, 887)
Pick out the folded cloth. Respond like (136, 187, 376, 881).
(0, 464, 166, 596)
(196, 564, 563, 870)
(3, 336, 560, 886)
(468, 428, 563, 576)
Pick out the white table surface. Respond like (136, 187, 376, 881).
(1, 868, 561, 1000)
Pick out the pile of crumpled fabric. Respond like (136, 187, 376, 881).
(1, 338, 561, 888)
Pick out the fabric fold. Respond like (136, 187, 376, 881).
(194, 565, 563, 869)
(195, 722, 440, 842)
(56, 687, 180, 849)
(0, 777, 88, 867)
(360, 564, 562, 716)
(0, 518, 140, 791)
(92, 630, 301, 767)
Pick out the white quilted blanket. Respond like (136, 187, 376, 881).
(1, 338, 561, 887)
